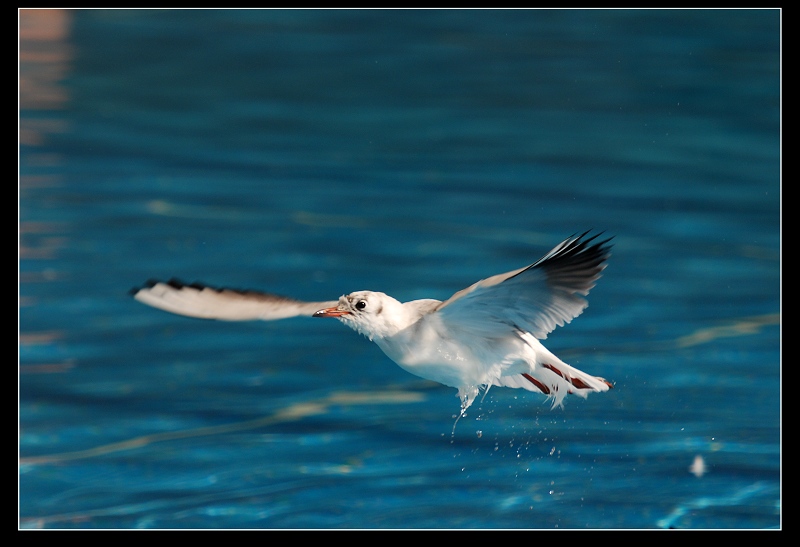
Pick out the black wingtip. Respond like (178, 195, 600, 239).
(558, 230, 614, 260)
(130, 277, 267, 298)
(129, 278, 162, 296)
(571, 229, 613, 247)
(166, 278, 188, 289)
(129, 278, 204, 295)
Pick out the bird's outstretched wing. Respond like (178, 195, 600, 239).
(132, 279, 337, 321)
(433, 231, 612, 339)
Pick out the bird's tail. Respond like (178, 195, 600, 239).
(493, 332, 613, 407)
(494, 362, 612, 408)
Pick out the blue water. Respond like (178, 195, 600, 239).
(19, 9, 780, 529)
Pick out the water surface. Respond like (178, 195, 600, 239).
(19, 8, 780, 529)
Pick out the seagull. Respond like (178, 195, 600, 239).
(132, 231, 614, 416)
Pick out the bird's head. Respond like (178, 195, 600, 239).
(313, 291, 406, 340)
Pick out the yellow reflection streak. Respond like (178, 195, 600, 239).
(675, 313, 780, 348)
(19, 390, 425, 466)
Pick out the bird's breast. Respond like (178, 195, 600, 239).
(372, 317, 489, 388)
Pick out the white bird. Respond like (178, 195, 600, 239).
(132, 231, 614, 415)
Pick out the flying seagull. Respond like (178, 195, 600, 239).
(132, 231, 614, 415)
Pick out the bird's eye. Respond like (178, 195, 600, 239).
(355, 300, 367, 311)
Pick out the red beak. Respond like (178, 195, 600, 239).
(313, 307, 351, 318)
